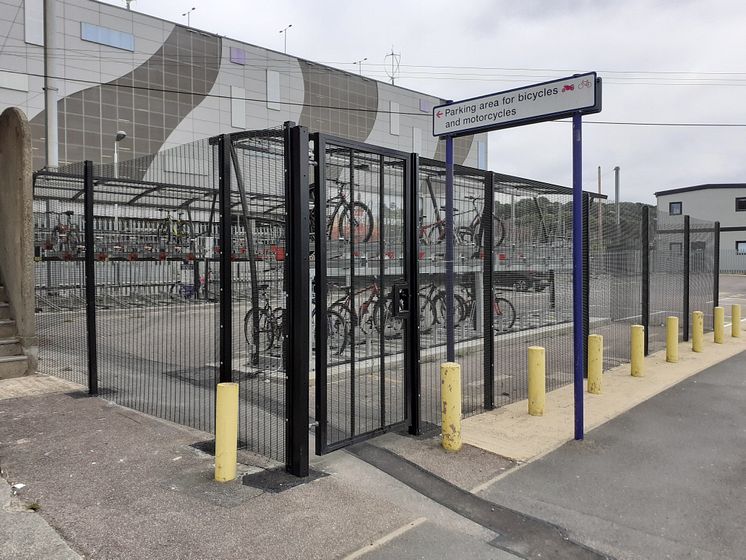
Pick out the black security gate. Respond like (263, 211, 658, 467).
(313, 135, 419, 454)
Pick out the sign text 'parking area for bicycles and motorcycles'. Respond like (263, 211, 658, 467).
(432, 72, 599, 137)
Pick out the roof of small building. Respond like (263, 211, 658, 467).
(654, 184, 746, 197)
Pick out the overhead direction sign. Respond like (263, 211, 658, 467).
(433, 72, 601, 137)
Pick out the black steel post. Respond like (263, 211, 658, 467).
(714, 221, 720, 311)
(683, 214, 690, 342)
(83, 160, 98, 396)
(284, 124, 310, 477)
(406, 153, 422, 435)
(483, 172, 495, 410)
(582, 192, 590, 376)
(641, 205, 650, 355)
(218, 135, 233, 383)
(549, 268, 556, 310)
(313, 134, 329, 455)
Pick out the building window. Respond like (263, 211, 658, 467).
(390, 101, 400, 136)
(24, 0, 44, 46)
(670, 242, 683, 254)
(266, 70, 280, 111)
(229, 47, 246, 65)
(736, 197, 746, 212)
(737, 241, 746, 254)
(669, 201, 682, 215)
(81, 22, 135, 51)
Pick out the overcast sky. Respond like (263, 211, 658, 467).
(103, 0, 746, 204)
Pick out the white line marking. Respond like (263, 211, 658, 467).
(342, 517, 427, 559)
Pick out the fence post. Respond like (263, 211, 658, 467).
(406, 152, 422, 435)
(285, 124, 310, 477)
(217, 134, 233, 384)
(713, 221, 720, 313)
(682, 215, 690, 342)
(483, 172, 495, 410)
(641, 205, 650, 356)
(582, 192, 590, 376)
(83, 160, 98, 396)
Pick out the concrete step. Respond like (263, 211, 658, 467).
(0, 355, 28, 380)
(0, 337, 22, 357)
(0, 302, 10, 320)
(0, 319, 16, 338)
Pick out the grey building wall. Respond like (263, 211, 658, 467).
(0, 0, 487, 172)
(656, 185, 746, 272)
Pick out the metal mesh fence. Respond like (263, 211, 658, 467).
(33, 131, 721, 464)
(33, 186, 88, 386)
(229, 129, 288, 463)
(587, 200, 645, 369)
(689, 216, 715, 331)
(417, 161, 489, 427)
(492, 176, 574, 407)
(33, 129, 294, 465)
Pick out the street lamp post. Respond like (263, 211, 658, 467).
(182, 7, 195, 27)
(279, 24, 292, 53)
(114, 131, 127, 179)
(353, 57, 368, 75)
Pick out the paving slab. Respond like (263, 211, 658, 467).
(479, 350, 746, 560)
(462, 328, 746, 462)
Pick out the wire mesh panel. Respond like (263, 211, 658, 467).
(313, 136, 411, 453)
(492, 176, 574, 407)
(417, 161, 490, 426)
(648, 210, 685, 353)
(93, 140, 219, 433)
(32, 130, 297, 467)
(689, 216, 715, 332)
(228, 129, 288, 463)
(587, 200, 646, 369)
(33, 181, 88, 386)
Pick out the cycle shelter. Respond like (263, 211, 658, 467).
(312, 134, 420, 454)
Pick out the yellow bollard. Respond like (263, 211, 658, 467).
(630, 324, 644, 377)
(215, 382, 239, 482)
(527, 346, 545, 416)
(441, 362, 462, 452)
(692, 311, 704, 353)
(666, 316, 679, 363)
(587, 335, 603, 395)
(714, 306, 724, 344)
(733, 304, 741, 338)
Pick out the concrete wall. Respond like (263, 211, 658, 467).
(0, 107, 37, 372)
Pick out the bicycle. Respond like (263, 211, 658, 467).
(47, 210, 82, 254)
(419, 177, 505, 248)
(157, 208, 193, 244)
(311, 281, 350, 356)
(243, 284, 284, 355)
(329, 280, 403, 346)
(310, 181, 374, 244)
(459, 283, 516, 333)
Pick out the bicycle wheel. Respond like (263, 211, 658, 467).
(418, 293, 436, 334)
(493, 297, 516, 333)
(157, 221, 171, 243)
(338, 201, 374, 243)
(493, 217, 506, 246)
(430, 292, 465, 327)
(169, 282, 186, 300)
(243, 308, 275, 353)
(326, 309, 349, 355)
(375, 299, 404, 340)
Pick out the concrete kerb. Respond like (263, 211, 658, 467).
(462, 320, 746, 488)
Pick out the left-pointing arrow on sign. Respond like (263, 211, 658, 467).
(436, 110, 443, 118)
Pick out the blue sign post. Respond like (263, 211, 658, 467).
(572, 112, 584, 440)
(433, 73, 601, 439)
